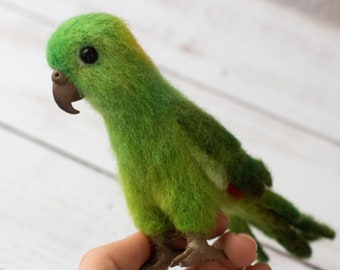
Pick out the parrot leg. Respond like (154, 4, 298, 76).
(140, 232, 184, 270)
(170, 234, 227, 268)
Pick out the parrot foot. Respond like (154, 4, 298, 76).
(170, 235, 227, 268)
(140, 233, 183, 270)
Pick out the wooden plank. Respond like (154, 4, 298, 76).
(270, 0, 340, 27)
(0, 6, 116, 173)
(0, 128, 135, 270)
(127, 0, 340, 145)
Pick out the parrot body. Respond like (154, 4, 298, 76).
(47, 13, 335, 269)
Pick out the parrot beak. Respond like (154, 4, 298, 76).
(51, 70, 83, 114)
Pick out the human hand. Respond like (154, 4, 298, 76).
(78, 215, 271, 270)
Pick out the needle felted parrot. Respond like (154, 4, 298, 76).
(46, 13, 335, 269)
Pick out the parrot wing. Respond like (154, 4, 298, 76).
(172, 99, 272, 197)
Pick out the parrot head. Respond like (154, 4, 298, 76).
(47, 13, 157, 114)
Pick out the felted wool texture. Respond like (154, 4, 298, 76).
(47, 12, 336, 261)
(222, 189, 335, 260)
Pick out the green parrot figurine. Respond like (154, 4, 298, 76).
(46, 13, 335, 269)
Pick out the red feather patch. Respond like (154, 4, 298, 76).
(227, 183, 244, 200)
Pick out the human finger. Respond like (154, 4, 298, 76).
(78, 232, 151, 270)
(246, 262, 272, 270)
(214, 232, 258, 268)
(209, 213, 229, 239)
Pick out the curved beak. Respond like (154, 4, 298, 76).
(51, 70, 83, 114)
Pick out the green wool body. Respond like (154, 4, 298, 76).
(47, 13, 335, 268)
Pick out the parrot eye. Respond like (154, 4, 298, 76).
(79, 46, 98, 64)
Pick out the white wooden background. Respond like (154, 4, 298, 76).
(0, 0, 339, 269)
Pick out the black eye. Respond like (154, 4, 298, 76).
(80, 46, 98, 64)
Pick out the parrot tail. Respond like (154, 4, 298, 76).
(257, 190, 335, 240)
(222, 189, 335, 261)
